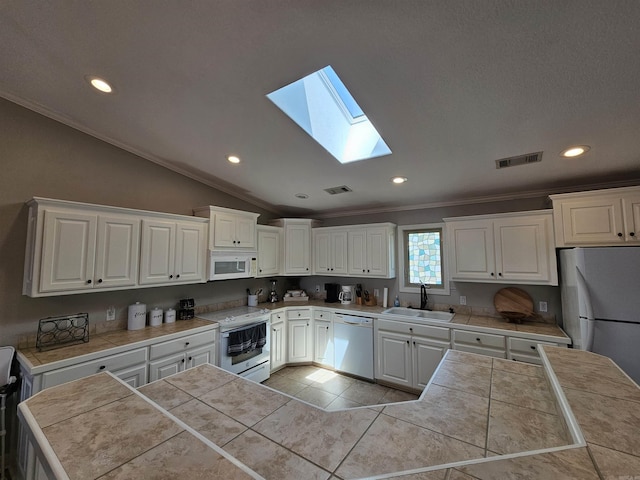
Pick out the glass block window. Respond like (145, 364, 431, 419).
(404, 228, 444, 288)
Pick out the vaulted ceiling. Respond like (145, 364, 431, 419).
(1, 1, 639, 216)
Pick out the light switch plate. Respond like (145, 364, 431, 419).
(459, 296, 467, 305)
(539, 301, 548, 313)
(106, 306, 116, 321)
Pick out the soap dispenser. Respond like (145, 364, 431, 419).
(394, 295, 400, 307)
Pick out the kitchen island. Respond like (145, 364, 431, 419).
(18, 346, 640, 479)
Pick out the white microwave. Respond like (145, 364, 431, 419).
(208, 251, 257, 281)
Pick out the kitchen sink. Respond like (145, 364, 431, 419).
(382, 307, 454, 323)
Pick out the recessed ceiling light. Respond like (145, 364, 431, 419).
(391, 177, 408, 184)
(295, 193, 309, 199)
(86, 76, 113, 93)
(227, 155, 241, 164)
(561, 145, 591, 158)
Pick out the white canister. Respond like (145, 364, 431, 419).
(149, 307, 163, 327)
(128, 302, 146, 330)
(164, 308, 176, 324)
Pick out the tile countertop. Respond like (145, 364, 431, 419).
(17, 304, 569, 374)
(17, 318, 218, 373)
(19, 347, 640, 479)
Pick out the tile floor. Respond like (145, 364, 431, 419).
(262, 365, 419, 409)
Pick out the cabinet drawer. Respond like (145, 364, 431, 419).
(286, 308, 311, 320)
(42, 347, 148, 388)
(510, 353, 543, 365)
(508, 337, 558, 355)
(377, 319, 450, 341)
(313, 309, 331, 321)
(149, 330, 217, 360)
(454, 344, 507, 359)
(271, 311, 285, 324)
(453, 330, 506, 350)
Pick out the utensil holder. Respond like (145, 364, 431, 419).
(248, 295, 258, 307)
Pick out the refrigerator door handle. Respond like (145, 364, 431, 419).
(576, 267, 595, 351)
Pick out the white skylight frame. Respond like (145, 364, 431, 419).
(267, 66, 391, 164)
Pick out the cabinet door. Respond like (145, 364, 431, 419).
(623, 194, 640, 243)
(149, 353, 186, 381)
(284, 223, 311, 274)
(113, 363, 148, 388)
(314, 319, 334, 367)
(366, 227, 388, 276)
(40, 210, 97, 292)
(559, 196, 626, 245)
(493, 216, 551, 283)
(331, 230, 349, 275)
(139, 219, 176, 285)
(94, 215, 140, 288)
(448, 220, 496, 280)
(213, 212, 237, 247)
(347, 229, 368, 275)
(376, 330, 412, 388)
(186, 344, 216, 368)
(271, 321, 287, 371)
(258, 228, 281, 276)
(175, 221, 207, 283)
(288, 319, 312, 363)
(313, 231, 331, 274)
(235, 215, 256, 248)
(413, 339, 448, 390)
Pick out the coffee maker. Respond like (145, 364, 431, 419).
(324, 283, 340, 303)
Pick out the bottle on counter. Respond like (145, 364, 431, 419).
(394, 295, 400, 307)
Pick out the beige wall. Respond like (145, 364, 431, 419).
(0, 98, 279, 347)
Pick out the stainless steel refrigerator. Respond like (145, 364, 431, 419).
(559, 247, 640, 384)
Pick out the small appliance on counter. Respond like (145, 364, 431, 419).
(178, 298, 195, 320)
(268, 280, 279, 303)
(325, 283, 340, 303)
(339, 285, 355, 305)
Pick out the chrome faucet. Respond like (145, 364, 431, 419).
(420, 284, 430, 310)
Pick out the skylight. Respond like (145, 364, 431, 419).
(267, 66, 391, 164)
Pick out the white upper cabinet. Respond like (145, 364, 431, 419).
(347, 224, 396, 278)
(25, 200, 140, 296)
(550, 186, 640, 246)
(193, 205, 259, 250)
(313, 227, 348, 276)
(445, 210, 557, 285)
(139, 218, 207, 285)
(269, 218, 317, 275)
(23, 198, 207, 297)
(256, 225, 282, 277)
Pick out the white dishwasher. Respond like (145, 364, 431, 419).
(333, 314, 374, 380)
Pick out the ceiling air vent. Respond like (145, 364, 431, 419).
(324, 185, 353, 195)
(495, 151, 543, 169)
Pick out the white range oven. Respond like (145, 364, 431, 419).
(198, 307, 270, 383)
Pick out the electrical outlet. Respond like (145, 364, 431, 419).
(374, 288, 380, 299)
(315, 284, 320, 293)
(106, 306, 116, 321)
(459, 296, 467, 305)
(539, 301, 548, 313)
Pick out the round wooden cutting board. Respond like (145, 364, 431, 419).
(493, 287, 534, 322)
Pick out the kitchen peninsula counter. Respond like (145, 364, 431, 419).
(18, 347, 640, 479)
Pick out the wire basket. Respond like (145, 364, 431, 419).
(36, 313, 89, 351)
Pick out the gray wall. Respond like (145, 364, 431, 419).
(0, 98, 278, 347)
(1, 98, 560, 347)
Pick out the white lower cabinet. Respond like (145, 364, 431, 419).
(375, 319, 451, 391)
(114, 363, 149, 388)
(270, 318, 287, 372)
(313, 318, 334, 368)
(507, 337, 562, 365)
(452, 329, 507, 358)
(148, 330, 217, 381)
(287, 310, 313, 363)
